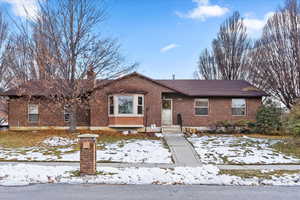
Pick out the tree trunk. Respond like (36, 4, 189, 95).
(69, 104, 77, 132)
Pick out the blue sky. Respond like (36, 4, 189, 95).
(0, 0, 285, 79)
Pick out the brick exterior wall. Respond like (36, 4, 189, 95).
(108, 116, 144, 126)
(7, 75, 263, 129)
(170, 95, 262, 127)
(8, 97, 90, 128)
(89, 75, 173, 127)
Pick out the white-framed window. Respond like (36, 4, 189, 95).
(137, 96, 144, 115)
(195, 99, 209, 116)
(108, 94, 144, 116)
(28, 104, 39, 122)
(109, 96, 114, 115)
(64, 105, 71, 122)
(118, 96, 134, 114)
(232, 99, 246, 116)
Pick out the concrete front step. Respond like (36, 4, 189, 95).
(162, 125, 181, 133)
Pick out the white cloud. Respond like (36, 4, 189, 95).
(160, 44, 179, 53)
(176, 0, 229, 21)
(244, 12, 274, 36)
(0, 0, 40, 19)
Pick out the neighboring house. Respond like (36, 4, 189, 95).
(1, 72, 267, 131)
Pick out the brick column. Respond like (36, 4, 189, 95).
(78, 134, 98, 175)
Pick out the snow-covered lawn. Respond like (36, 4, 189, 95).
(97, 139, 171, 163)
(43, 136, 78, 146)
(188, 135, 300, 164)
(0, 137, 172, 163)
(1, 164, 300, 186)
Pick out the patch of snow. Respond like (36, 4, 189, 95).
(0, 164, 73, 186)
(155, 133, 163, 138)
(122, 131, 129, 135)
(261, 169, 275, 173)
(188, 135, 300, 164)
(1, 164, 300, 186)
(0, 139, 172, 163)
(97, 139, 172, 163)
(43, 137, 77, 147)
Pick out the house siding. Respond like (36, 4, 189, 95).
(89, 75, 174, 128)
(171, 96, 261, 127)
(108, 117, 144, 127)
(8, 97, 90, 128)
(7, 74, 263, 130)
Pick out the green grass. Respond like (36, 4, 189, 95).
(69, 170, 117, 177)
(42, 148, 63, 159)
(220, 169, 300, 179)
(69, 170, 81, 177)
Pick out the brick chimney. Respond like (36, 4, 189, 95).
(87, 67, 96, 89)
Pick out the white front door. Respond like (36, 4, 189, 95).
(162, 99, 172, 125)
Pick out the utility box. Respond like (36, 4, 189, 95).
(78, 134, 98, 175)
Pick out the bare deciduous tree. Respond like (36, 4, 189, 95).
(0, 12, 14, 122)
(249, 0, 300, 109)
(195, 48, 219, 79)
(8, 0, 136, 131)
(196, 12, 251, 80)
(0, 12, 12, 91)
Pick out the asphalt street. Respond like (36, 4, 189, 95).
(0, 184, 299, 200)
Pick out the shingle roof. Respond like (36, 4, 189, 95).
(155, 79, 268, 97)
(1, 79, 110, 97)
(1, 73, 268, 97)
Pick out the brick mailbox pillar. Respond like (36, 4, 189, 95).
(78, 134, 98, 175)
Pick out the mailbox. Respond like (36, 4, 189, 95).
(78, 134, 98, 175)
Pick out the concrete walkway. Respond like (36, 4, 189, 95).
(2, 161, 300, 170)
(162, 133, 201, 166)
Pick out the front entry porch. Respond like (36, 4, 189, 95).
(161, 98, 181, 133)
(161, 99, 173, 126)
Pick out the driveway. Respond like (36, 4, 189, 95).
(0, 184, 299, 200)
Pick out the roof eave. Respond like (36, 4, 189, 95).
(188, 94, 268, 97)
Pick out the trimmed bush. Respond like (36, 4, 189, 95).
(235, 120, 256, 133)
(255, 100, 282, 134)
(215, 120, 234, 133)
(214, 120, 255, 134)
